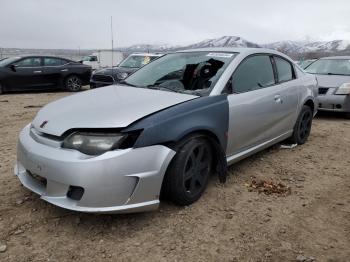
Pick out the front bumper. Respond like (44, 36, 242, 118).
(14, 125, 176, 213)
(317, 93, 350, 113)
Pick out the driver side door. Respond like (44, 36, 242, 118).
(9, 57, 45, 90)
(226, 54, 290, 157)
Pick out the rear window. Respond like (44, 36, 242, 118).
(275, 56, 294, 82)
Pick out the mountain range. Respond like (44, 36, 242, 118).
(120, 36, 350, 58)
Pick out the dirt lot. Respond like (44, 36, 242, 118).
(0, 91, 349, 262)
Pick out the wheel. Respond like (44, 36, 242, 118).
(163, 136, 213, 206)
(345, 112, 350, 119)
(289, 105, 313, 145)
(65, 75, 82, 92)
(0, 83, 3, 95)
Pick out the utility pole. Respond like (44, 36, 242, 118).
(111, 16, 114, 67)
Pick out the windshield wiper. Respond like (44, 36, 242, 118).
(146, 84, 180, 93)
(326, 72, 350, 76)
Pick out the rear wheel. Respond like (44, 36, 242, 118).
(163, 136, 213, 206)
(65, 75, 82, 92)
(345, 112, 350, 119)
(289, 105, 313, 145)
(0, 83, 3, 95)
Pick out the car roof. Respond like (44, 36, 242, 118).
(129, 53, 163, 57)
(176, 47, 291, 58)
(319, 56, 350, 60)
(13, 55, 73, 60)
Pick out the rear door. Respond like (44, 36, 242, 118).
(10, 57, 45, 89)
(226, 54, 294, 156)
(42, 57, 68, 87)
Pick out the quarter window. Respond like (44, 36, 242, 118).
(16, 58, 41, 67)
(232, 55, 275, 93)
(275, 56, 294, 82)
(44, 58, 66, 66)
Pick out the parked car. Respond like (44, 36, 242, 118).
(15, 48, 317, 213)
(90, 53, 163, 88)
(298, 59, 316, 69)
(0, 56, 92, 94)
(82, 50, 124, 70)
(304, 56, 350, 118)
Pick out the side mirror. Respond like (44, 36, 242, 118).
(10, 64, 18, 72)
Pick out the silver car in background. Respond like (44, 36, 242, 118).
(305, 56, 350, 118)
(15, 48, 317, 213)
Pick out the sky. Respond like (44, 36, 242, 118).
(0, 0, 350, 49)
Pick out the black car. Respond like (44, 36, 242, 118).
(0, 56, 92, 94)
(90, 53, 162, 88)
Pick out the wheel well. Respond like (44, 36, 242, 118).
(304, 99, 314, 113)
(163, 129, 226, 182)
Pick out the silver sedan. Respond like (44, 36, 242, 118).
(15, 48, 317, 213)
(304, 56, 350, 118)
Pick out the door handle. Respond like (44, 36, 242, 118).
(274, 95, 283, 104)
(61, 69, 68, 72)
(33, 70, 42, 73)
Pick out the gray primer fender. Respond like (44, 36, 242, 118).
(123, 94, 229, 182)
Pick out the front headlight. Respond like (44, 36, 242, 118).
(117, 72, 129, 80)
(335, 83, 350, 95)
(62, 132, 127, 155)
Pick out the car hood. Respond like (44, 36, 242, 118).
(315, 74, 350, 88)
(32, 85, 197, 136)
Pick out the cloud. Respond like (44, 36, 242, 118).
(0, 0, 349, 48)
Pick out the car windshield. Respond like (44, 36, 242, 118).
(119, 55, 159, 68)
(0, 56, 20, 67)
(122, 52, 236, 96)
(305, 59, 350, 75)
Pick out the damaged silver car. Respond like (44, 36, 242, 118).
(15, 48, 317, 213)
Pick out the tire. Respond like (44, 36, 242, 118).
(289, 105, 313, 145)
(345, 112, 350, 119)
(0, 83, 3, 95)
(65, 75, 82, 92)
(163, 136, 213, 206)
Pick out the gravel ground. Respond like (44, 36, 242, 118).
(0, 91, 349, 262)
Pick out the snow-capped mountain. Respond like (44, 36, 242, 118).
(119, 36, 350, 57)
(183, 36, 260, 49)
(264, 40, 350, 53)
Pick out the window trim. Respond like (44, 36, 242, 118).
(272, 55, 296, 84)
(227, 53, 277, 95)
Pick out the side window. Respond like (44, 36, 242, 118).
(44, 58, 66, 66)
(16, 58, 41, 67)
(232, 55, 275, 93)
(274, 56, 294, 82)
(90, 56, 98, 62)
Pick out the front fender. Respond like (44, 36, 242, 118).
(123, 95, 229, 149)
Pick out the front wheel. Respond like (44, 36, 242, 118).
(65, 75, 82, 92)
(289, 105, 313, 145)
(163, 137, 213, 206)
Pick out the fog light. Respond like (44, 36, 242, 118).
(67, 186, 84, 201)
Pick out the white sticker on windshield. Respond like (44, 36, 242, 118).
(206, 53, 233, 58)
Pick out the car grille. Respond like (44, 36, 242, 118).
(318, 87, 329, 95)
(92, 74, 114, 83)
